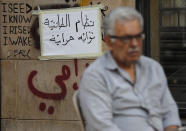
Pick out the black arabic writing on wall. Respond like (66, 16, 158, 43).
(42, 10, 97, 46)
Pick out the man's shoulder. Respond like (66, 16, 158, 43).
(84, 53, 107, 75)
(140, 55, 162, 68)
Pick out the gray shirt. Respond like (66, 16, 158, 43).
(78, 51, 181, 131)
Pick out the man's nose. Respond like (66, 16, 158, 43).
(130, 37, 139, 47)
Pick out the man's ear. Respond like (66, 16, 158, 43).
(104, 36, 113, 50)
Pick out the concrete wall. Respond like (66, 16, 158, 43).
(0, 0, 135, 130)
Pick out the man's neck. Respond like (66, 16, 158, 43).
(120, 63, 136, 83)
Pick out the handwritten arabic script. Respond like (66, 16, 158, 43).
(40, 7, 102, 58)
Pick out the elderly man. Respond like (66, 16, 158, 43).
(78, 7, 181, 131)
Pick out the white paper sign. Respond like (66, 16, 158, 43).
(38, 6, 102, 59)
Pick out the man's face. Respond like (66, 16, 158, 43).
(106, 19, 144, 67)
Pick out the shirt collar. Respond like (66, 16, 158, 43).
(104, 51, 119, 70)
(104, 51, 143, 84)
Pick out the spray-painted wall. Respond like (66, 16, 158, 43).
(0, 0, 135, 130)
